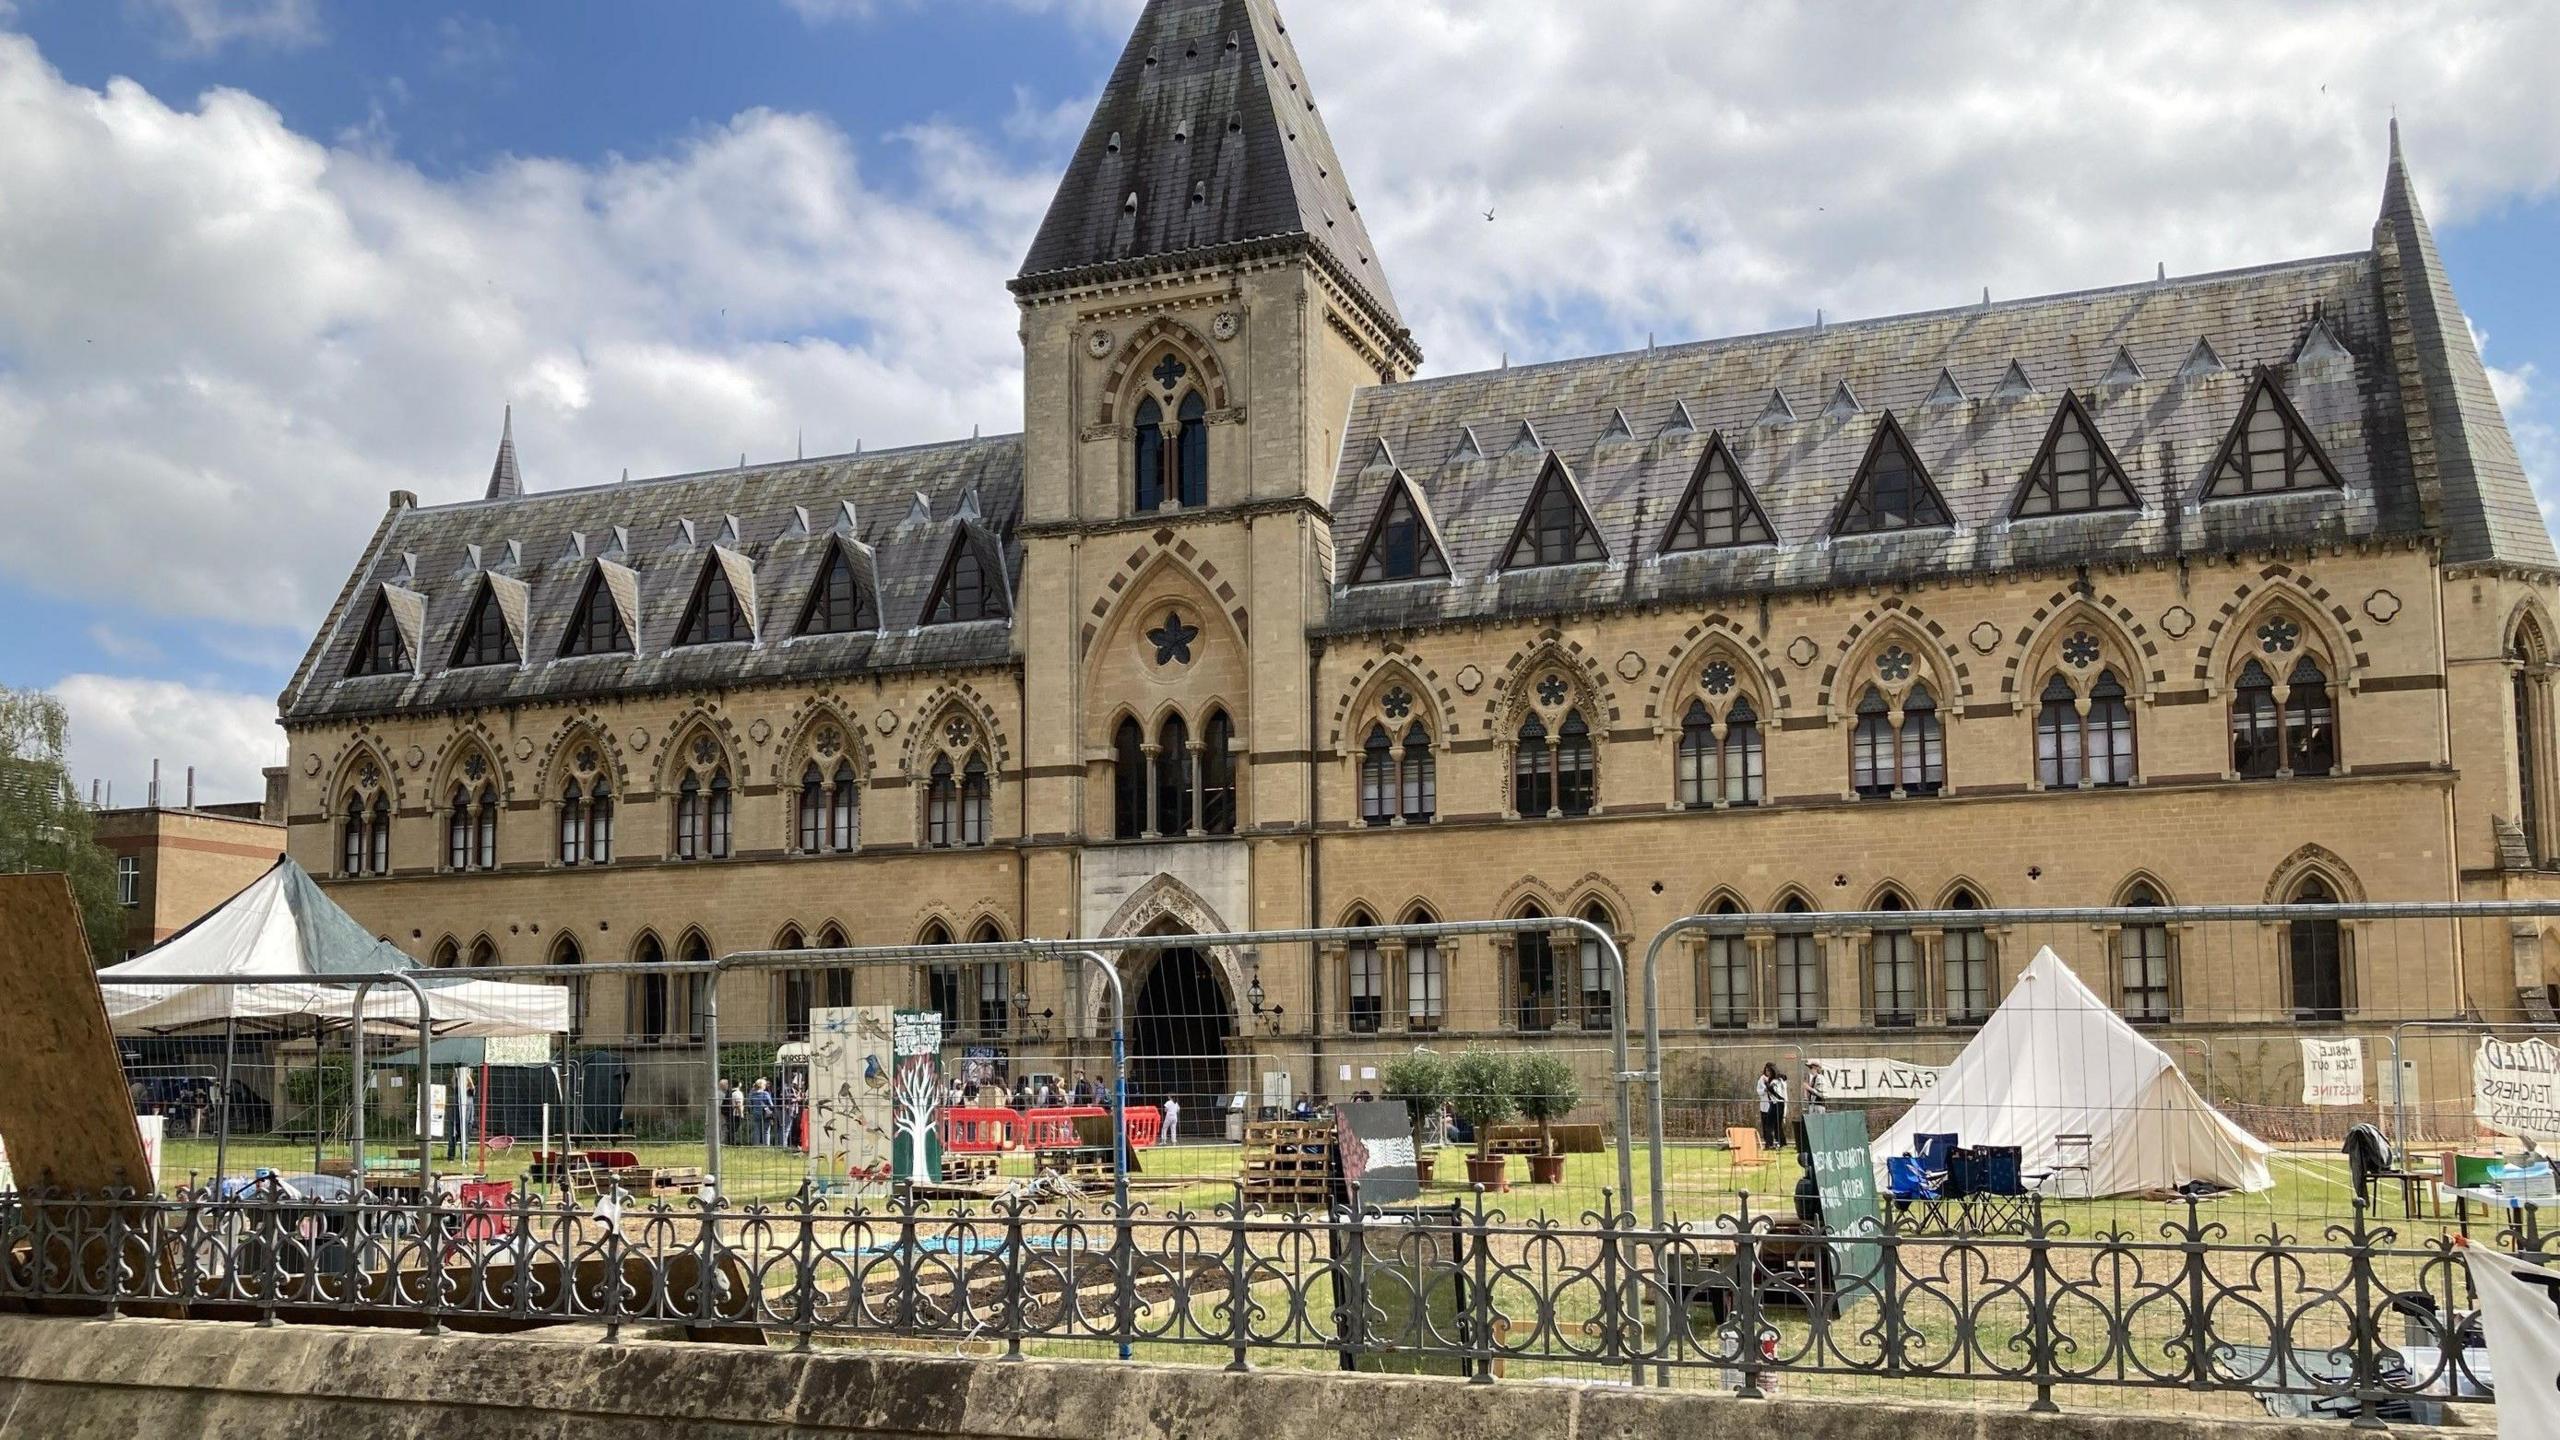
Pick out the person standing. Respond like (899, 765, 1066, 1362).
(748, 1078, 777, 1146)
(723, 1079, 746, 1146)
(1160, 1095, 1180, 1147)
(1756, 1063, 1789, 1152)
(446, 1067, 475, 1161)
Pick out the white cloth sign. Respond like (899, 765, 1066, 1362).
(1807, 1057, 1944, 1101)
(2476, 1038, 2560, 1144)
(2300, 1037, 2365, 1107)
(2465, 1245, 2560, 1438)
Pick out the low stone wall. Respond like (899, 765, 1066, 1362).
(0, 1313, 2428, 1439)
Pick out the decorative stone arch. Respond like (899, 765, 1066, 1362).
(545, 929, 586, 965)
(626, 927, 669, 965)
(465, 932, 502, 968)
(768, 694, 878, 789)
(1764, 883, 1823, 914)
(1393, 897, 1443, 926)
(1934, 876, 1996, 910)
(1081, 537, 1249, 660)
(657, 706, 745, 793)
(2195, 568, 2369, 692)
(899, 682, 1012, 777)
(1825, 600, 1968, 715)
(910, 909, 966, 945)
(1558, 872, 1639, 932)
(2263, 843, 2367, 904)
(2508, 597, 2557, 660)
(1492, 875, 1568, 920)
(1095, 317, 1231, 429)
(2006, 588, 2163, 702)
(428, 935, 462, 969)
(1647, 615, 1793, 726)
(429, 724, 512, 805)
(536, 711, 632, 800)
(2112, 869, 2177, 905)
(771, 921, 809, 950)
(1326, 648, 1461, 753)
(1863, 880, 1918, 911)
(1692, 883, 1755, 916)
(1334, 898, 1389, 929)
(323, 733, 404, 818)
(1480, 631, 1621, 734)
(1086, 872, 1248, 1035)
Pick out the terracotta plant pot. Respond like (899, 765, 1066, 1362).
(1415, 1153, 1436, 1185)
(1466, 1155, 1511, 1192)
(1527, 1153, 1566, 1186)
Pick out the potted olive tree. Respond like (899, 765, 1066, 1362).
(1449, 1049, 1520, 1192)
(1381, 1050, 1451, 1185)
(1514, 1052, 1582, 1186)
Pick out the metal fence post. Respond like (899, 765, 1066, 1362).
(1225, 1183, 1254, 1373)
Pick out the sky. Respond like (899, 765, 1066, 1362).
(0, 0, 2555, 806)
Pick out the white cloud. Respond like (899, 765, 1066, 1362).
(84, 623, 162, 664)
(131, 0, 321, 56)
(55, 674, 283, 806)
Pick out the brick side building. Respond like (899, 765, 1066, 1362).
(92, 802, 285, 961)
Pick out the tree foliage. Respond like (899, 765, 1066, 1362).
(1447, 1049, 1519, 1160)
(1380, 1049, 1450, 1150)
(0, 686, 121, 965)
(1512, 1051, 1582, 1155)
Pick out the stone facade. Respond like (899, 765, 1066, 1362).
(91, 804, 285, 960)
(274, 0, 2560, 1115)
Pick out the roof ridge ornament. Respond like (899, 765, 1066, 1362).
(484, 404, 522, 501)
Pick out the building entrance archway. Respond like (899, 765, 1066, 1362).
(1127, 942, 1234, 1127)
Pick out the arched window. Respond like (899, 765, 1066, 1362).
(1406, 916, 1445, 1033)
(2231, 638, 2339, 779)
(2287, 656, 2337, 776)
(921, 921, 963, 1024)
(431, 938, 460, 969)
(1774, 896, 1821, 1028)
(1176, 391, 1209, 508)
(816, 925, 852, 1011)
(2286, 876, 2348, 1021)
(477, 788, 498, 869)
(341, 795, 367, 877)
(445, 777, 499, 872)
(1943, 889, 1993, 1024)
(1852, 683, 1944, 798)
(2035, 675, 2084, 788)
(776, 927, 811, 1041)
(1576, 903, 1615, 1030)
(1678, 694, 1766, 809)
(1513, 708, 1596, 818)
(676, 775, 701, 860)
(2118, 883, 2173, 1021)
(552, 936, 585, 1043)
(1700, 899, 1749, 1029)
(632, 935, 669, 1042)
(829, 761, 859, 851)
(1133, 396, 1165, 512)
(559, 779, 584, 864)
(1362, 719, 1436, 826)
(798, 763, 825, 854)
(1869, 892, 1920, 1027)
(671, 743, 732, 861)
(708, 773, 733, 858)
(1557, 712, 1595, 815)
(960, 756, 990, 847)
(1512, 905, 1558, 1033)
(678, 932, 711, 1042)
(1201, 709, 1236, 834)
(1155, 714, 1194, 837)
(1677, 702, 1716, 808)
(927, 757, 957, 847)
(368, 792, 391, 874)
(1113, 718, 1147, 839)
(587, 778, 614, 864)
(1345, 912, 1383, 1034)
(447, 785, 473, 871)
(467, 937, 498, 968)
(1360, 725, 1394, 826)
(2518, 627, 2549, 864)
(1514, 714, 1551, 816)
(1401, 725, 1436, 822)
(972, 921, 1013, 1037)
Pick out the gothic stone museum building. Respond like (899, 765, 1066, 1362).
(279, 0, 2560, 1120)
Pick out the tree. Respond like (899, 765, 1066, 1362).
(1380, 1049, 1450, 1159)
(1447, 1049, 1519, 1164)
(1513, 1052, 1582, 1158)
(0, 686, 121, 965)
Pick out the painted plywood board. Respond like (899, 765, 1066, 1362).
(0, 873, 154, 1194)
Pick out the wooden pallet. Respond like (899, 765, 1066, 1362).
(942, 1154, 1001, 1184)
(1240, 1120, 1336, 1209)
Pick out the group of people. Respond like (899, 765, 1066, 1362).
(1753, 1061, 1828, 1151)
(717, 1076, 806, 1148)
(947, 1072, 1184, 1145)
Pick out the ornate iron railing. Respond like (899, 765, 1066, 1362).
(0, 1186, 2509, 1419)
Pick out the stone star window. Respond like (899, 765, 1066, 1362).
(1382, 686, 1413, 719)
(1147, 612, 1199, 666)
(2257, 618, 2301, 655)
(1536, 674, 1569, 708)
(2061, 632, 2101, 669)
(1877, 646, 1915, 683)
(1152, 354, 1188, 391)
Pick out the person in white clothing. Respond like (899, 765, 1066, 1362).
(1160, 1096, 1180, 1146)
(1755, 1064, 1789, 1151)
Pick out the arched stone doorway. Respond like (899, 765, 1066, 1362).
(1126, 935, 1235, 1123)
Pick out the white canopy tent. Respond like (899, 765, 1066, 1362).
(1872, 948, 2273, 1196)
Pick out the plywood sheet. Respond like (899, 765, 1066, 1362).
(0, 873, 153, 1194)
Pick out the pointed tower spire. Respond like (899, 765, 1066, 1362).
(484, 405, 522, 500)
(1014, 0, 1410, 355)
(2375, 120, 2554, 565)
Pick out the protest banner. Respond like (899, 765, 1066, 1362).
(2301, 1037, 2365, 1107)
(1806, 1057, 1944, 1102)
(2475, 1037, 2560, 1144)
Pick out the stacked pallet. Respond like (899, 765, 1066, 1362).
(1240, 1119, 1336, 1210)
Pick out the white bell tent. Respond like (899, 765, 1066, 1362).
(1872, 947, 2272, 1196)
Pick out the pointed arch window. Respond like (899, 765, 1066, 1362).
(1361, 716, 1437, 826)
(1133, 396, 1166, 512)
(829, 760, 858, 850)
(1345, 912, 1384, 1034)
(1512, 905, 1559, 1033)
(367, 792, 390, 874)
(1360, 725, 1395, 825)
(552, 936, 585, 1043)
(2036, 669, 2137, 788)
(1775, 897, 1822, 1028)
(1155, 714, 1194, 837)
(1112, 718, 1147, 839)
(673, 758, 733, 861)
(2517, 627, 2549, 864)
(1406, 929, 1445, 1033)
(2286, 876, 2349, 1021)
(1511, 708, 1594, 817)
(341, 802, 365, 877)
(920, 921, 964, 1031)
(797, 763, 826, 854)
(1502, 461, 1607, 569)
(2231, 648, 2337, 779)
(446, 775, 498, 872)
(351, 594, 409, 676)
(560, 569, 630, 656)
(431, 938, 460, 969)
(928, 753, 991, 849)
(817, 925, 853, 1010)
(1869, 893, 1921, 1027)
(2202, 373, 2343, 498)
(1352, 478, 1449, 583)
(678, 933, 711, 1043)
(676, 556, 744, 646)
(2012, 396, 2138, 517)
(467, 937, 498, 968)
(1700, 899, 1750, 1029)
(1833, 416, 1952, 536)
(776, 927, 812, 1041)
(1943, 889, 1994, 1024)
(1660, 437, 1773, 551)
(341, 785, 393, 877)
(1200, 709, 1236, 834)
(561, 774, 613, 865)
(1852, 683, 1944, 798)
(1678, 693, 1765, 808)
(632, 935, 670, 1043)
(451, 582, 519, 668)
(1576, 903, 1616, 1030)
(1176, 391, 1209, 507)
(798, 544, 877, 636)
(2118, 882, 2174, 1021)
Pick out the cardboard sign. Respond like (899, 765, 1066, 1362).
(1806, 1057, 1944, 1102)
(891, 1009, 944, 1184)
(1804, 1109, 1883, 1297)
(0, 874, 153, 1195)
(808, 1005, 895, 1192)
(2300, 1037, 2365, 1107)
(1336, 1100, 1419, 1206)
(2476, 1036, 2560, 1143)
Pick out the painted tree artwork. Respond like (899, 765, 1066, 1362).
(809, 1006, 895, 1193)
(891, 1008, 944, 1184)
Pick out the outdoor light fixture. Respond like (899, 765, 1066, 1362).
(1248, 977, 1266, 1014)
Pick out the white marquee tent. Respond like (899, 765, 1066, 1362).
(1872, 948, 2272, 1196)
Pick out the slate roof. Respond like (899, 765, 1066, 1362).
(1014, 0, 1405, 335)
(1324, 253, 2431, 632)
(282, 438, 1023, 723)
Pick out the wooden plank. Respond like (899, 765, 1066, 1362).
(0, 873, 153, 1195)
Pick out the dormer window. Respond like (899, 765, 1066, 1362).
(2200, 371, 2343, 499)
(1349, 475, 1448, 583)
(676, 555, 746, 646)
(1500, 458, 1607, 570)
(450, 581, 518, 668)
(559, 567, 631, 657)
(923, 533, 1006, 625)
(2011, 393, 2139, 517)
(350, 593, 409, 677)
(1659, 435, 1774, 552)
(797, 543, 877, 636)
(1831, 414, 1952, 537)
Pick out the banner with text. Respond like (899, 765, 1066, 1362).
(2300, 1037, 2366, 1107)
(2465, 1244, 2560, 1438)
(2475, 1036, 2560, 1144)
(1807, 1057, 1945, 1102)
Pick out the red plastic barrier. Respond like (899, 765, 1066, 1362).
(1125, 1106, 1162, 1149)
(941, 1107, 1022, 1153)
(1024, 1105, 1163, 1150)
